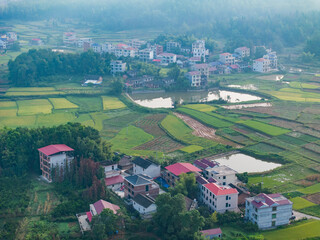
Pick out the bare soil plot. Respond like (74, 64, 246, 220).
(305, 193, 320, 204)
(173, 112, 241, 148)
(134, 136, 184, 152)
(269, 118, 303, 129)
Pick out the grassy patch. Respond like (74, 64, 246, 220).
(299, 205, 320, 218)
(7, 87, 56, 92)
(263, 220, 320, 240)
(180, 145, 203, 153)
(0, 115, 37, 127)
(66, 96, 102, 112)
(298, 183, 320, 194)
(289, 82, 319, 89)
(0, 101, 17, 108)
(102, 96, 126, 110)
(290, 197, 316, 210)
(177, 107, 233, 128)
(36, 113, 76, 126)
(183, 104, 217, 112)
(90, 112, 109, 131)
(246, 142, 284, 153)
(161, 114, 217, 148)
(241, 120, 290, 136)
(0, 109, 17, 117)
(48, 98, 79, 109)
(17, 99, 53, 115)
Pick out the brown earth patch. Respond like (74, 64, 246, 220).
(304, 193, 320, 204)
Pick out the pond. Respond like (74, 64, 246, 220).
(130, 90, 261, 108)
(213, 153, 281, 173)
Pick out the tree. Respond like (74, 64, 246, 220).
(90, 209, 120, 239)
(170, 173, 198, 199)
(110, 79, 124, 96)
(254, 47, 267, 59)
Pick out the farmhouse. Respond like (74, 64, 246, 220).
(139, 48, 154, 62)
(201, 228, 222, 239)
(192, 40, 209, 60)
(158, 52, 177, 64)
(111, 60, 127, 74)
(245, 193, 293, 229)
(0, 40, 6, 50)
(114, 44, 137, 57)
(77, 38, 92, 48)
(253, 58, 271, 73)
(91, 43, 102, 53)
(63, 32, 77, 45)
(38, 144, 74, 182)
(162, 162, 201, 187)
(234, 47, 250, 58)
(105, 175, 124, 191)
(132, 157, 161, 178)
(124, 174, 159, 199)
(118, 155, 133, 171)
(129, 39, 147, 49)
(219, 53, 235, 65)
(194, 158, 218, 171)
(200, 182, 239, 213)
(166, 41, 181, 52)
(204, 165, 237, 186)
(132, 194, 157, 218)
(192, 63, 210, 78)
(186, 71, 202, 87)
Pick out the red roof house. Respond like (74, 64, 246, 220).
(204, 183, 238, 196)
(105, 175, 124, 186)
(165, 163, 201, 176)
(38, 144, 74, 156)
(201, 228, 222, 238)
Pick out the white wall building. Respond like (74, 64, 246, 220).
(92, 43, 102, 53)
(102, 42, 115, 53)
(132, 194, 157, 217)
(253, 58, 271, 73)
(192, 63, 210, 77)
(200, 183, 238, 213)
(158, 53, 177, 64)
(63, 32, 77, 45)
(7, 32, 17, 41)
(0, 40, 6, 50)
(77, 38, 92, 48)
(111, 60, 126, 74)
(132, 157, 161, 179)
(139, 48, 154, 62)
(205, 165, 237, 186)
(219, 53, 235, 65)
(114, 44, 137, 57)
(186, 71, 201, 87)
(192, 40, 209, 60)
(166, 41, 181, 52)
(234, 47, 250, 58)
(245, 193, 293, 229)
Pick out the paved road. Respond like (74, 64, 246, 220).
(293, 210, 320, 221)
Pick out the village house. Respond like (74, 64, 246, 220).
(0, 40, 6, 50)
(184, 196, 198, 211)
(192, 40, 209, 60)
(63, 32, 77, 45)
(264, 49, 278, 69)
(204, 165, 237, 186)
(126, 75, 154, 89)
(129, 39, 147, 49)
(99, 160, 119, 177)
(77, 38, 92, 48)
(194, 158, 218, 172)
(219, 53, 235, 65)
(201, 228, 222, 239)
(162, 162, 202, 187)
(132, 194, 157, 218)
(200, 182, 239, 213)
(101, 42, 115, 53)
(186, 71, 202, 87)
(158, 52, 177, 64)
(234, 47, 250, 58)
(253, 58, 271, 73)
(138, 48, 154, 62)
(114, 43, 137, 57)
(7, 32, 17, 41)
(245, 193, 293, 229)
(91, 43, 102, 53)
(111, 60, 126, 75)
(150, 44, 164, 57)
(166, 41, 181, 52)
(105, 175, 124, 191)
(77, 199, 120, 233)
(82, 75, 103, 86)
(188, 56, 202, 65)
(132, 157, 161, 178)
(30, 38, 43, 46)
(192, 63, 210, 78)
(118, 155, 133, 171)
(83, 42, 92, 51)
(124, 174, 159, 199)
(38, 144, 74, 182)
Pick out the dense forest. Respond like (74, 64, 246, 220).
(8, 49, 115, 86)
(1, 0, 320, 49)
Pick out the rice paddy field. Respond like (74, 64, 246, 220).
(102, 96, 126, 110)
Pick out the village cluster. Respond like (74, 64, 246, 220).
(0, 31, 18, 50)
(38, 144, 294, 238)
(62, 32, 279, 89)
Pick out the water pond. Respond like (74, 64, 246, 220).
(213, 153, 281, 173)
(131, 90, 261, 108)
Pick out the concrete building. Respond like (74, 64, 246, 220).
(193, 158, 218, 172)
(77, 38, 92, 48)
(114, 44, 137, 57)
(7, 32, 17, 41)
(138, 48, 154, 62)
(124, 174, 159, 199)
(102, 42, 115, 53)
(245, 193, 293, 229)
(105, 175, 124, 191)
(111, 60, 126, 74)
(253, 58, 271, 73)
(166, 41, 181, 52)
(204, 165, 237, 186)
(192, 40, 209, 60)
(63, 32, 77, 45)
(129, 39, 146, 49)
(186, 71, 202, 87)
(264, 50, 278, 69)
(92, 43, 102, 53)
(38, 144, 74, 182)
(132, 194, 157, 217)
(200, 182, 238, 213)
(132, 157, 161, 179)
(158, 52, 177, 64)
(219, 53, 235, 65)
(234, 47, 250, 58)
(0, 40, 6, 50)
(192, 63, 210, 78)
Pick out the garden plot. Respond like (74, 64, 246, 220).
(134, 136, 184, 153)
(49, 98, 79, 109)
(174, 112, 240, 147)
(246, 142, 285, 154)
(180, 145, 204, 153)
(305, 193, 320, 204)
(17, 99, 53, 115)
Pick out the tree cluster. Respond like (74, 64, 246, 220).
(8, 49, 115, 86)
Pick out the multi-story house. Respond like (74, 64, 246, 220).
(162, 162, 201, 187)
(204, 165, 237, 186)
(139, 48, 154, 62)
(166, 41, 181, 52)
(129, 39, 146, 49)
(132, 194, 157, 217)
(102, 42, 115, 53)
(77, 38, 92, 48)
(192, 40, 209, 60)
(151, 44, 164, 57)
(0, 40, 6, 50)
(264, 50, 278, 69)
(253, 58, 271, 73)
(63, 32, 77, 45)
(158, 52, 177, 64)
(114, 44, 137, 58)
(200, 182, 238, 213)
(192, 63, 210, 78)
(234, 47, 250, 58)
(92, 43, 102, 53)
(110, 60, 126, 74)
(245, 193, 293, 229)
(219, 53, 235, 65)
(193, 158, 218, 172)
(186, 71, 202, 87)
(132, 157, 160, 178)
(38, 144, 74, 182)
(7, 32, 17, 41)
(124, 174, 159, 199)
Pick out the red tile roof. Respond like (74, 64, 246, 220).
(86, 211, 93, 222)
(93, 199, 120, 215)
(165, 163, 201, 176)
(204, 183, 238, 196)
(201, 228, 222, 236)
(230, 64, 239, 69)
(220, 52, 231, 56)
(105, 175, 124, 186)
(38, 144, 74, 156)
(251, 193, 292, 209)
(254, 58, 266, 62)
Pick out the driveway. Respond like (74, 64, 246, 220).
(292, 210, 320, 221)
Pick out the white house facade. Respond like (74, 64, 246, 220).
(132, 157, 161, 179)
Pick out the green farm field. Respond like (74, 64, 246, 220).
(49, 98, 79, 109)
(240, 120, 291, 136)
(290, 197, 316, 210)
(17, 99, 53, 115)
(102, 96, 126, 110)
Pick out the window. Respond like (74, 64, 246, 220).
(146, 185, 149, 191)
(272, 221, 276, 227)
(272, 207, 277, 211)
(226, 196, 228, 200)
(272, 213, 276, 219)
(223, 182, 226, 185)
(226, 203, 228, 208)
(223, 176, 226, 179)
